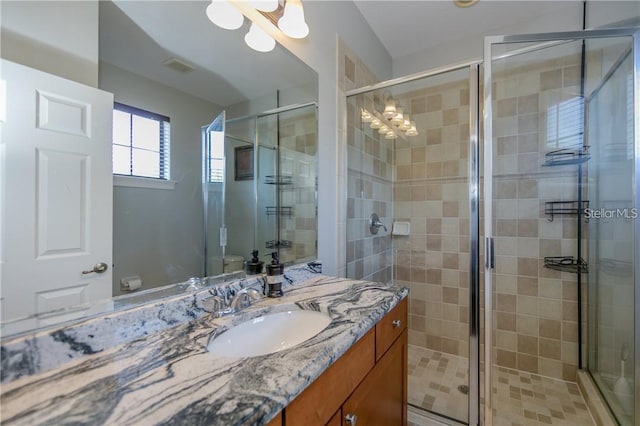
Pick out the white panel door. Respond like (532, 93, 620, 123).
(1, 60, 113, 323)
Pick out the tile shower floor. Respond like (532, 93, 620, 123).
(408, 345, 595, 425)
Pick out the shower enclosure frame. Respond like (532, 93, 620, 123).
(483, 27, 640, 425)
(346, 25, 638, 426)
(346, 60, 483, 425)
(202, 102, 318, 277)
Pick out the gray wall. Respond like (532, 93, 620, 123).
(99, 62, 222, 295)
(0, 0, 99, 87)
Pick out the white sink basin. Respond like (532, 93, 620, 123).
(207, 310, 332, 357)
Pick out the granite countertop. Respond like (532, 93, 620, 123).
(0, 274, 408, 425)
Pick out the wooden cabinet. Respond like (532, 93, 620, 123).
(266, 412, 282, 426)
(343, 329, 407, 426)
(285, 298, 408, 426)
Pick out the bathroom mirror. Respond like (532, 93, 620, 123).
(0, 0, 318, 333)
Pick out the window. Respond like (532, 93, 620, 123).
(112, 102, 170, 180)
(546, 96, 584, 150)
(208, 130, 225, 183)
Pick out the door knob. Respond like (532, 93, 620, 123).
(392, 319, 402, 328)
(345, 413, 358, 425)
(82, 262, 108, 274)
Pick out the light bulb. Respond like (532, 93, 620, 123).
(405, 121, 418, 136)
(249, 0, 278, 12)
(391, 107, 404, 125)
(383, 98, 396, 119)
(278, 0, 309, 39)
(361, 109, 373, 123)
(378, 125, 390, 134)
(206, 0, 244, 30)
(245, 23, 276, 52)
(400, 114, 411, 131)
(370, 118, 382, 129)
(385, 130, 398, 139)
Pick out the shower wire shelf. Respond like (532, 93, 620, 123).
(264, 175, 293, 185)
(544, 200, 589, 222)
(265, 240, 292, 249)
(266, 206, 293, 217)
(544, 256, 588, 274)
(542, 146, 590, 167)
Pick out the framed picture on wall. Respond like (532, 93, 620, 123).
(234, 146, 254, 181)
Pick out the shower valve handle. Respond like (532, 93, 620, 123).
(369, 213, 387, 234)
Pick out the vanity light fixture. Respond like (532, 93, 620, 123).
(207, 0, 309, 53)
(391, 107, 404, 125)
(399, 115, 411, 131)
(206, 0, 244, 30)
(361, 106, 419, 139)
(405, 121, 418, 136)
(370, 116, 382, 129)
(385, 130, 398, 140)
(361, 108, 373, 123)
(383, 98, 397, 119)
(244, 22, 276, 52)
(249, 0, 279, 12)
(277, 0, 309, 39)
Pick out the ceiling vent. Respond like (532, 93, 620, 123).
(163, 58, 195, 74)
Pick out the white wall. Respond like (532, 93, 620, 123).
(99, 62, 222, 295)
(586, 0, 640, 28)
(0, 0, 99, 87)
(272, 1, 393, 276)
(392, 2, 583, 77)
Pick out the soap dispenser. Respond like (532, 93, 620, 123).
(246, 250, 264, 275)
(265, 251, 284, 298)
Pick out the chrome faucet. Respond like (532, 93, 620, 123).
(197, 292, 231, 318)
(197, 287, 261, 318)
(230, 288, 262, 311)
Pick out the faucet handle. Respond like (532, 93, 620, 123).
(197, 292, 226, 316)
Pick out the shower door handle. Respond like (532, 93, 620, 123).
(485, 237, 494, 269)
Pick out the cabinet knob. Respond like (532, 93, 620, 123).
(392, 319, 401, 328)
(345, 413, 358, 425)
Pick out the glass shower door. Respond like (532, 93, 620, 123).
(586, 39, 636, 426)
(203, 111, 226, 277)
(346, 65, 480, 425)
(255, 104, 318, 264)
(484, 29, 639, 426)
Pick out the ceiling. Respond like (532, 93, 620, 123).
(353, 0, 580, 59)
(99, 1, 583, 107)
(99, 1, 316, 107)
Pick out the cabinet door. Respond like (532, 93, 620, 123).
(266, 412, 282, 426)
(285, 330, 375, 425)
(342, 329, 407, 426)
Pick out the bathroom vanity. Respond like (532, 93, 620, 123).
(283, 297, 407, 425)
(0, 267, 408, 425)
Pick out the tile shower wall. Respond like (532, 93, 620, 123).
(279, 112, 318, 264)
(344, 45, 596, 385)
(342, 40, 394, 283)
(491, 53, 589, 382)
(392, 79, 471, 358)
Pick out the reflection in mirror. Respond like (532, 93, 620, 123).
(0, 0, 318, 335)
(255, 104, 318, 265)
